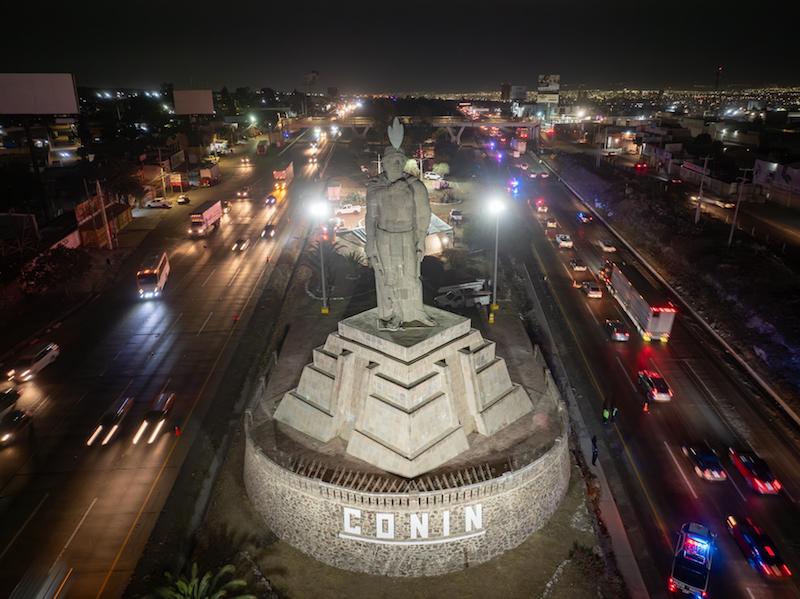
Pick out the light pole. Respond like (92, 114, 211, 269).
(309, 200, 330, 314)
(694, 155, 711, 224)
(488, 196, 505, 324)
(727, 168, 753, 248)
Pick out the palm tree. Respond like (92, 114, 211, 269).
(156, 563, 255, 599)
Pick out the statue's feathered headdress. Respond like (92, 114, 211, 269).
(386, 117, 404, 156)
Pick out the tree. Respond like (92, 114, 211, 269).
(19, 247, 91, 296)
(156, 563, 255, 599)
(404, 158, 420, 177)
(432, 162, 450, 177)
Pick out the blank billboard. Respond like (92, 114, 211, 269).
(0, 73, 79, 115)
(173, 89, 214, 115)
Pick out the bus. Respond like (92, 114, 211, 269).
(136, 252, 170, 299)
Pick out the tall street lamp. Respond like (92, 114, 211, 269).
(309, 200, 330, 314)
(488, 196, 505, 324)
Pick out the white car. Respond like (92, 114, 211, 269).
(599, 239, 617, 253)
(336, 203, 362, 215)
(516, 163, 529, 170)
(555, 234, 573, 248)
(7, 343, 60, 383)
(582, 282, 603, 299)
(545, 218, 558, 229)
(176, 194, 190, 205)
(423, 171, 441, 180)
(449, 209, 464, 224)
(145, 198, 172, 209)
(569, 259, 587, 272)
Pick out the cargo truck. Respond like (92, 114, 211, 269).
(602, 261, 676, 342)
(188, 200, 223, 237)
(199, 164, 221, 187)
(273, 161, 294, 191)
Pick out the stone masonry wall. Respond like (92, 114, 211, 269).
(243, 414, 570, 577)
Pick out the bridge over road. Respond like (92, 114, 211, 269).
(282, 115, 540, 144)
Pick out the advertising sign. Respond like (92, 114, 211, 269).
(0, 73, 79, 115)
(173, 89, 214, 115)
(537, 74, 561, 93)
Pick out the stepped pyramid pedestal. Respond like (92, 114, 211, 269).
(274, 306, 532, 478)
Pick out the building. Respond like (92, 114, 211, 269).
(753, 159, 800, 209)
(510, 85, 527, 102)
(500, 83, 511, 102)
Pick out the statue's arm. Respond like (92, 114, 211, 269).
(365, 186, 381, 268)
(411, 179, 431, 254)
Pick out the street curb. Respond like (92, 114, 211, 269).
(538, 153, 800, 432)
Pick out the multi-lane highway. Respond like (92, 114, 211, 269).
(496, 148, 800, 598)
(0, 133, 329, 597)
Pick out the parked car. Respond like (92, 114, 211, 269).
(336, 203, 362, 215)
(145, 197, 171, 209)
(423, 171, 441, 180)
(449, 209, 464, 224)
(7, 343, 60, 383)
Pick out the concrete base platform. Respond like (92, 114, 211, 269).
(274, 307, 533, 477)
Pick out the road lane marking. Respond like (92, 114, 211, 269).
(196, 312, 213, 336)
(159, 378, 172, 394)
(30, 395, 51, 416)
(165, 312, 184, 335)
(727, 471, 747, 502)
(584, 301, 601, 328)
(663, 441, 698, 499)
(95, 198, 287, 598)
(745, 587, 756, 599)
(227, 266, 242, 288)
(615, 356, 637, 392)
(112, 348, 123, 361)
(53, 497, 97, 567)
(53, 567, 73, 599)
(200, 268, 216, 288)
(0, 493, 49, 561)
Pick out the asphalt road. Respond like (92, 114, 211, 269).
(0, 132, 330, 597)
(498, 150, 800, 598)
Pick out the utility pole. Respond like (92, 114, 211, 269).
(96, 180, 114, 249)
(375, 153, 382, 175)
(157, 147, 167, 198)
(694, 155, 711, 224)
(727, 168, 753, 248)
(418, 143, 424, 179)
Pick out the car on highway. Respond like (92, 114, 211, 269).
(86, 396, 134, 446)
(605, 319, 630, 342)
(516, 162, 529, 170)
(0, 409, 31, 446)
(423, 171, 441, 180)
(7, 343, 60, 383)
(576, 211, 593, 223)
(529, 171, 550, 179)
(232, 238, 250, 252)
(681, 444, 727, 481)
(308, 155, 318, 164)
(637, 370, 672, 402)
(729, 448, 781, 494)
(529, 197, 548, 212)
(598, 239, 617, 253)
(712, 199, 736, 209)
(545, 217, 558, 229)
(582, 281, 603, 298)
(133, 392, 176, 445)
(264, 194, 277, 206)
(555, 234, 573, 248)
(176, 194, 190, 205)
(449, 209, 464, 224)
(221, 200, 231, 213)
(236, 187, 250, 199)
(569, 258, 588, 272)
(240, 156, 251, 166)
(145, 197, 171, 209)
(668, 522, 714, 597)
(261, 224, 276, 239)
(725, 515, 792, 578)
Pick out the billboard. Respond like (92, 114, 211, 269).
(173, 89, 214, 115)
(510, 85, 527, 102)
(537, 93, 560, 105)
(0, 73, 79, 115)
(537, 74, 561, 93)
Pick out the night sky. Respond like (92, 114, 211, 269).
(2, 0, 798, 92)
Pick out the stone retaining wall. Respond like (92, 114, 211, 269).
(243, 407, 570, 576)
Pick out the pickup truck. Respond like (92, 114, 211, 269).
(336, 203, 362, 215)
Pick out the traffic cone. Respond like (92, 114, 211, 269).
(643, 402, 650, 413)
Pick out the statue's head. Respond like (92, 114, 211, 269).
(383, 148, 406, 182)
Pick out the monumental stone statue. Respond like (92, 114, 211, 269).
(365, 118, 436, 331)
